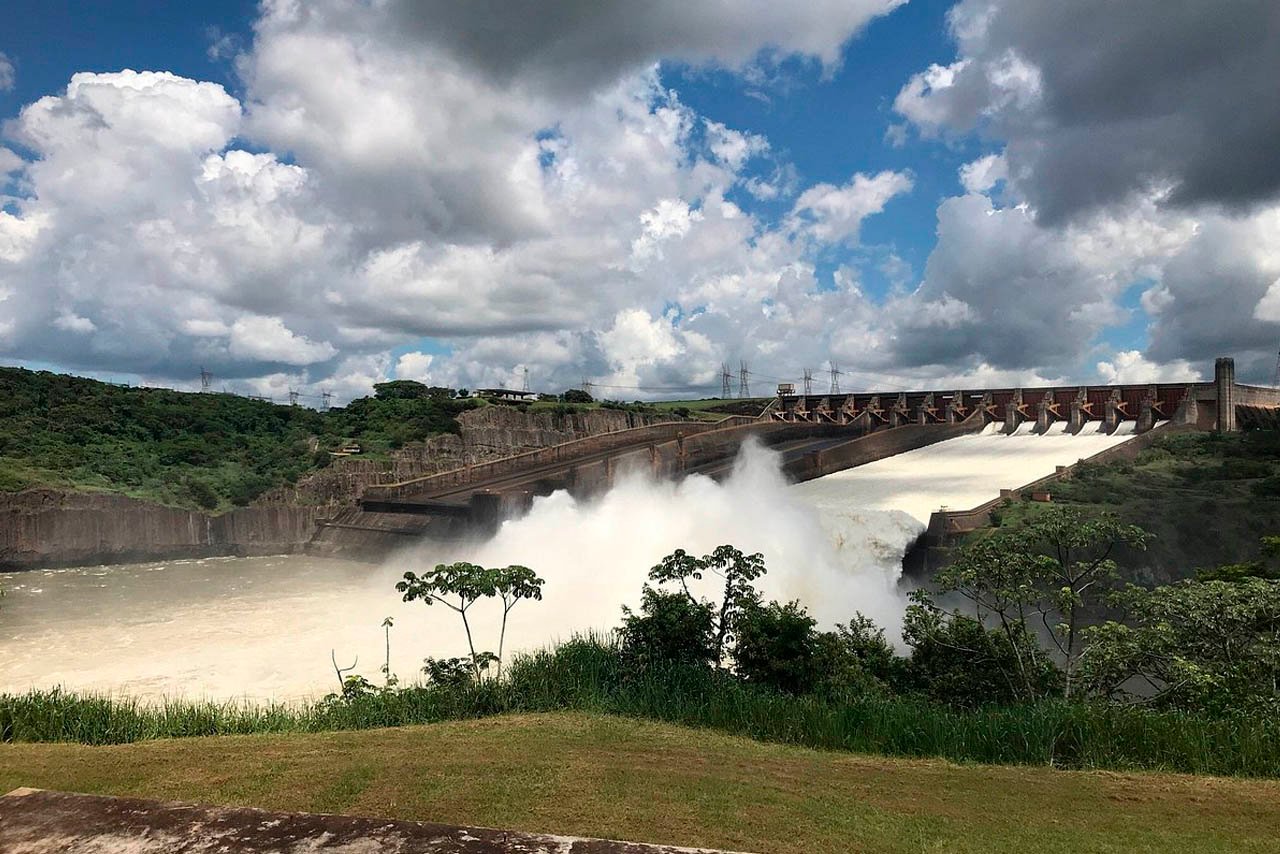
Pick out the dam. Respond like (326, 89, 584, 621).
(0, 355, 1276, 699)
(309, 356, 1277, 560)
(0, 417, 1176, 701)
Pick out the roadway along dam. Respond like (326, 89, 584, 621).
(0, 420, 1146, 701)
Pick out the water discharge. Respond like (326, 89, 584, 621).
(0, 422, 1140, 701)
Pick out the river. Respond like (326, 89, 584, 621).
(0, 422, 1139, 701)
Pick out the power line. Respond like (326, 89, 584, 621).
(584, 380, 721, 393)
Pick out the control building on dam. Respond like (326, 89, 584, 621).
(308, 356, 1280, 560)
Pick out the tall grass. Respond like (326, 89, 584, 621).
(3, 636, 1278, 778)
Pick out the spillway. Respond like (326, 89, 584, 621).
(0, 421, 1143, 701)
(793, 420, 1139, 524)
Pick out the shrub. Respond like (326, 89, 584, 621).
(619, 587, 716, 670)
(732, 600, 825, 694)
(184, 477, 219, 510)
(1252, 475, 1280, 497)
(903, 607, 1060, 708)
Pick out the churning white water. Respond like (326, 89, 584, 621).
(0, 421, 1141, 701)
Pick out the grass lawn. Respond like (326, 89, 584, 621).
(2, 712, 1276, 853)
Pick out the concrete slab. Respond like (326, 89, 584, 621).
(0, 788, 752, 853)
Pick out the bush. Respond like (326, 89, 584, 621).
(619, 587, 716, 670)
(1221, 459, 1273, 480)
(184, 477, 219, 510)
(732, 600, 825, 694)
(7, 640, 1280, 777)
(1252, 475, 1280, 497)
(903, 609, 1061, 708)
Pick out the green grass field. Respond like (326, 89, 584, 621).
(3, 712, 1276, 853)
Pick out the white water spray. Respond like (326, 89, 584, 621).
(393, 439, 910, 652)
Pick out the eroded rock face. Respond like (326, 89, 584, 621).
(266, 406, 672, 509)
(0, 788, 752, 854)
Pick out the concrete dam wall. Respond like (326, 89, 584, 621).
(0, 489, 321, 571)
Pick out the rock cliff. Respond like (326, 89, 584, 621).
(263, 405, 673, 508)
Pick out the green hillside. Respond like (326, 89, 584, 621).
(998, 429, 1280, 583)
(0, 368, 477, 511)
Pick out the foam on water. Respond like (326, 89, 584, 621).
(0, 422, 1144, 701)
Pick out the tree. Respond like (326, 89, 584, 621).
(834, 614, 906, 690)
(396, 561, 545, 680)
(649, 544, 767, 668)
(397, 562, 494, 681)
(1082, 541, 1280, 713)
(934, 506, 1148, 698)
(491, 565, 545, 678)
(184, 476, 219, 510)
(373, 380, 431, 400)
(1198, 536, 1280, 582)
(561, 389, 593, 404)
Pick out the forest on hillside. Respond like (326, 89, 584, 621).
(995, 429, 1280, 582)
(0, 368, 478, 511)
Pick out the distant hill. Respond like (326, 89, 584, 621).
(0, 368, 478, 511)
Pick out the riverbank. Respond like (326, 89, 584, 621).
(3, 711, 1276, 853)
(5, 639, 1279, 778)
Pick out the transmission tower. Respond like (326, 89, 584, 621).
(721, 363, 733, 399)
(738, 361, 751, 398)
(828, 361, 841, 395)
(803, 368, 814, 396)
(321, 390, 333, 411)
(521, 367, 530, 393)
(199, 366, 213, 393)
(288, 388, 300, 406)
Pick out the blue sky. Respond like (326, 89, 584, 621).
(1, 0, 1275, 400)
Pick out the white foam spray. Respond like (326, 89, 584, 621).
(390, 439, 911, 654)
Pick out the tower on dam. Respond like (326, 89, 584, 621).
(1216, 356, 1236, 433)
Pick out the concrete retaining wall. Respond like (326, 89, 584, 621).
(0, 489, 321, 571)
